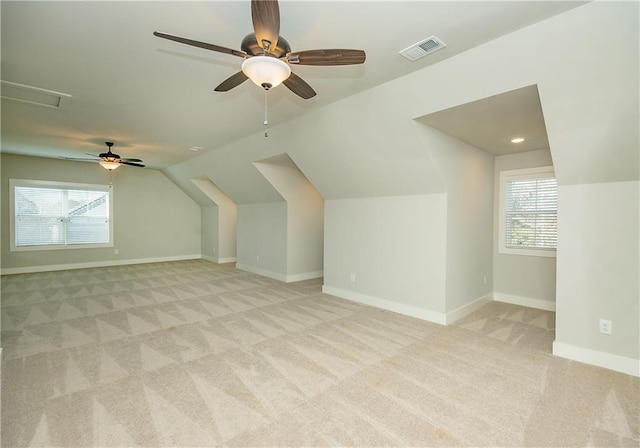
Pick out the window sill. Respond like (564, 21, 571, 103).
(499, 247, 557, 258)
(10, 243, 114, 252)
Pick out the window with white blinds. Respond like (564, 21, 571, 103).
(499, 167, 557, 257)
(10, 179, 113, 251)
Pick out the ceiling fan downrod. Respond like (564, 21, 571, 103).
(264, 89, 269, 138)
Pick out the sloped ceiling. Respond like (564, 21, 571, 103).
(1, 1, 584, 169)
(164, 0, 639, 204)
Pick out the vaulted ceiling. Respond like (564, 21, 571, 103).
(1, 1, 584, 169)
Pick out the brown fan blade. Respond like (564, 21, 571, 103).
(121, 161, 145, 168)
(215, 71, 249, 92)
(153, 32, 247, 58)
(251, 0, 280, 53)
(283, 73, 316, 99)
(286, 49, 366, 66)
(121, 157, 143, 163)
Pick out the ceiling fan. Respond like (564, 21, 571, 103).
(153, 0, 366, 99)
(62, 142, 145, 171)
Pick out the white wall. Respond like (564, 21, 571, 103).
(554, 181, 639, 375)
(254, 159, 324, 280)
(1, 154, 201, 273)
(200, 205, 217, 260)
(536, 3, 639, 186)
(415, 123, 495, 313)
(236, 202, 287, 280)
(323, 194, 448, 323)
(218, 204, 237, 263)
(282, 96, 446, 200)
(191, 178, 237, 263)
(286, 192, 323, 279)
(493, 149, 557, 307)
(1, 155, 2, 338)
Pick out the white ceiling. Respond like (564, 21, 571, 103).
(418, 84, 550, 156)
(1, 1, 583, 169)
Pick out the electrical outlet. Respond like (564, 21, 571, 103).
(599, 319, 612, 335)
(114, 248, 119, 255)
(483, 275, 487, 285)
(349, 273, 356, 283)
(256, 255, 260, 262)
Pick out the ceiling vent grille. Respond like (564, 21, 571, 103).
(399, 36, 446, 62)
(1, 80, 72, 110)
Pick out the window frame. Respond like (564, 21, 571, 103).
(498, 166, 557, 258)
(10, 179, 114, 252)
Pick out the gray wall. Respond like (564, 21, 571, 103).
(236, 202, 287, 280)
(200, 205, 218, 260)
(323, 194, 448, 321)
(417, 124, 495, 312)
(254, 160, 324, 279)
(493, 149, 556, 304)
(190, 178, 237, 263)
(218, 204, 237, 263)
(1, 154, 201, 271)
(556, 181, 639, 362)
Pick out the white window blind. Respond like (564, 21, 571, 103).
(499, 167, 557, 257)
(505, 177, 557, 249)
(11, 180, 112, 250)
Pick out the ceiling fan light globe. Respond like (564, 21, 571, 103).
(242, 56, 291, 90)
(99, 160, 121, 171)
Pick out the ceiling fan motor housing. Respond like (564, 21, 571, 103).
(241, 33, 291, 57)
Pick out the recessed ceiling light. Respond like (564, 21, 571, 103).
(510, 137, 525, 144)
(189, 146, 203, 152)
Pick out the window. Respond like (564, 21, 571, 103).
(499, 167, 557, 257)
(10, 179, 113, 251)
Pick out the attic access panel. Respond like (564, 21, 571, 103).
(1, 80, 72, 110)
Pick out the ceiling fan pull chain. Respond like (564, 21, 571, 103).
(264, 89, 269, 138)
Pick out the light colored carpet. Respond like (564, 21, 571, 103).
(1, 259, 638, 447)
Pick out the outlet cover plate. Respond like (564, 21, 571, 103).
(599, 319, 612, 335)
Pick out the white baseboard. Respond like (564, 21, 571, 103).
(321, 287, 493, 326)
(322, 285, 447, 325)
(445, 293, 493, 324)
(235, 263, 287, 282)
(0, 254, 202, 276)
(286, 270, 323, 282)
(493, 292, 556, 311)
(201, 255, 237, 264)
(235, 264, 321, 283)
(553, 341, 640, 377)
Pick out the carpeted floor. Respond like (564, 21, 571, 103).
(1, 259, 638, 447)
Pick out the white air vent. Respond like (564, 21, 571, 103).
(1, 80, 72, 110)
(399, 36, 446, 62)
